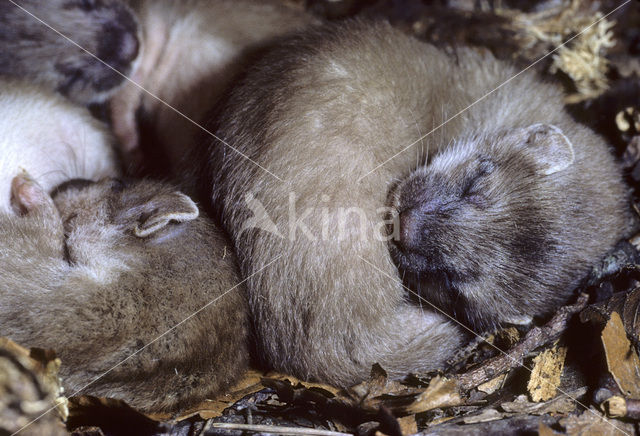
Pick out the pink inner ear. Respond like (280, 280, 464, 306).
(10, 175, 47, 215)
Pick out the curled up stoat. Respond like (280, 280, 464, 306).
(0, 175, 248, 412)
(200, 21, 634, 387)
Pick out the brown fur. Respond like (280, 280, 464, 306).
(0, 175, 248, 412)
(110, 0, 316, 174)
(0, 0, 139, 104)
(200, 21, 632, 387)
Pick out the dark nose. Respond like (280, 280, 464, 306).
(395, 208, 421, 252)
(98, 24, 139, 70)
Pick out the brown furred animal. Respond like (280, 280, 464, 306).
(0, 0, 139, 104)
(110, 0, 315, 174)
(200, 21, 633, 387)
(0, 175, 248, 412)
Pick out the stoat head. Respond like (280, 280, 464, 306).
(388, 124, 576, 329)
(0, 0, 139, 104)
(52, 178, 200, 271)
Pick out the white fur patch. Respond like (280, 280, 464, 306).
(0, 82, 119, 213)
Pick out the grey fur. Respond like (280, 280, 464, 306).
(0, 175, 248, 412)
(389, 122, 632, 329)
(0, 0, 139, 104)
(200, 21, 632, 387)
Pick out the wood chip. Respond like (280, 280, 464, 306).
(602, 395, 627, 418)
(497, 327, 521, 348)
(601, 312, 640, 398)
(461, 408, 503, 424)
(527, 345, 567, 402)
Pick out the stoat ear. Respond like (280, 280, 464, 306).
(133, 191, 199, 238)
(521, 123, 575, 175)
(10, 172, 55, 216)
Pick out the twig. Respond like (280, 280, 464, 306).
(204, 422, 352, 436)
(604, 396, 640, 420)
(457, 293, 589, 391)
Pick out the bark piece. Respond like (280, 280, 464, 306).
(601, 312, 640, 398)
(501, 388, 586, 415)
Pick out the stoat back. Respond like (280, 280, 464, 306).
(202, 20, 632, 387)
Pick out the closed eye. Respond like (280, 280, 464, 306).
(62, 212, 78, 264)
(461, 175, 489, 207)
(461, 174, 482, 197)
(63, 238, 74, 265)
(79, 0, 98, 11)
(462, 173, 491, 208)
(461, 157, 495, 198)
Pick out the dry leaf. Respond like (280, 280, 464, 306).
(347, 364, 407, 403)
(266, 370, 342, 396)
(171, 369, 265, 421)
(477, 374, 507, 395)
(405, 377, 463, 415)
(396, 415, 417, 435)
(527, 345, 567, 402)
(169, 369, 342, 422)
(601, 311, 640, 398)
(559, 408, 634, 436)
(580, 287, 640, 340)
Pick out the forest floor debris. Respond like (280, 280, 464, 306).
(3, 0, 640, 435)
